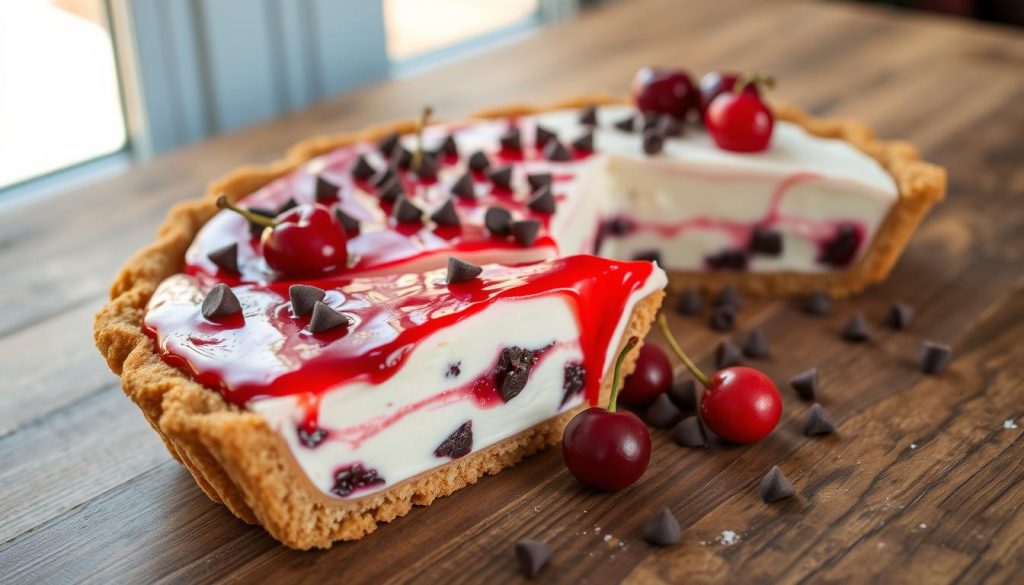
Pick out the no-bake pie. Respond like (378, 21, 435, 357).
(95, 68, 945, 549)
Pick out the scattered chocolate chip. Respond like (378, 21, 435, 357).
(511, 219, 541, 246)
(434, 421, 473, 459)
(819, 222, 862, 267)
(496, 347, 537, 402)
(515, 539, 553, 579)
(749, 227, 783, 256)
(675, 288, 703, 316)
(308, 301, 350, 333)
(715, 284, 742, 309)
(710, 306, 736, 331)
(201, 283, 241, 319)
(499, 128, 522, 152)
(668, 379, 697, 411)
(804, 403, 837, 436)
(331, 464, 384, 497)
(487, 165, 513, 190)
(606, 216, 633, 235)
(613, 115, 635, 132)
(841, 312, 872, 342)
(450, 172, 475, 200)
(390, 146, 412, 170)
(351, 154, 376, 181)
(742, 329, 770, 359)
(277, 197, 298, 214)
(705, 249, 748, 271)
(245, 207, 276, 238)
(430, 197, 460, 227)
(207, 242, 239, 274)
(632, 249, 662, 264)
(672, 415, 707, 447)
(561, 362, 586, 407)
(571, 132, 594, 152)
(392, 196, 423, 224)
(760, 466, 797, 503)
(440, 134, 459, 158)
(527, 185, 556, 214)
(789, 368, 819, 401)
(378, 177, 405, 204)
(715, 341, 744, 369)
(656, 115, 683, 137)
(920, 341, 951, 375)
(642, 129, 664, 155)
(485, 206, 512, 236)
(289, 284, 326, 318)
(446, 256, 483, 284)
(579, 105, 598, 126)
(643, 113, 661, 132)
(803, 290, 832, 316)
(887, 302, 914, 330)
(372, 167, 397, 189)
(447, 362, 461, 378)
(415, 151, 439, 180)
(527, 172, 552, 191)
(646, 394, 682, 428)
(535, 125, 556, 148)
(468, 150, 491, 172)
(315, 176, 339, 201)
(297, 425, 328, 448)
(642, 508, 682, 546)
(334, 208, 360, 234)
(378, 132, 400, 157)
(543, 139, 571, 162)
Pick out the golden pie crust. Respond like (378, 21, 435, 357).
(94, 94, 944, 549)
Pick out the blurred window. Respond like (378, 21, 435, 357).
(384, 0, 541, 61)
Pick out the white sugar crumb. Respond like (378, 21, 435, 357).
(910, 443, 917, 449)
(603, 534, 613, 542)
(919, 523, 928, 529)
(533, 506, 541, 513)
(877, 542, 886, 549)
(1003, 419, 1019, 430)
(717, 530, 740, 546)
(594, 526, 601, 533)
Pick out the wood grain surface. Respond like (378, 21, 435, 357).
(2, 0, 1023, 582)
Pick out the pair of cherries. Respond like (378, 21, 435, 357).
(562, 315, 782, 491)
(632, 66, 776, 153)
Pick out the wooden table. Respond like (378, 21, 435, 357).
(3, 0, 1023, 582)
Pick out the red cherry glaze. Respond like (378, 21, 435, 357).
(619, 344, 673, 408)
(704, 89, 775, 153)
(699, 366, 781, 444)
(261, 204, 348, 277)
(699, 71, 742, 114)
(631, 67, 698, 120)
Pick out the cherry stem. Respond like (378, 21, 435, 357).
(607, 335, 640, 413)
(656, 314, 710, 388)
(735, 73, 776, 95)
(216, 195, 276, 229)
(411, 106, 433, 173)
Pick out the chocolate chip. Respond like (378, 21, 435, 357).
(351, 154, 376, 181)
(543, 139, 571, 162)
(446, 256, 483, 284)
(672, 415, 707, 447)
(434, 420, 473, 459)
(804, 403, 837, 436)
(527, 172, 552, 191)
(468, 150, 491, 172)
(561, 362, 586, 406)
(675, 288, 703, 316)
(390, 147, 412, 171)
(378, 177, 404, 204)
(642, 129, 664, 155)
(571, 132, 594, 152)
(485, 206, 512, 236)
(579, 105, 598, 126)
(392, 196, 423, 224)
(715, 341, 744, 369)
(515, 539, 553, 579)
(450, 172, 475, 200)
(656, 115, 683, 137)
(643, 113, 661, 132)
(487, 165, 513, 190)
(245, 207, 276, 238)
(750, 227, 783, 256)
(289, 284, 326, 318)
(496, 347, 537, 402)
(760, 466, 797, 502)
(315, 176, 339, 201)
(642, 508, 682, 546)
(921, 341, 951, 375)
(632, 249, 662, 264)
(430, 197, 460, 227)
(372, 167, 397, 189)
(706, 249, 748, 271)
(415, 151, 439, 180)
(803, 290, 832, 316)
(308, 301, 350, 333)
(668, 379, 697, 411)
(277, 197, 298, 214)
(887, 302, 914, 330)
(742, 329, 770, 359)
(710, 306, 736, 331)
(378, 132, 400, 157)
(207, 242, 239, 274)
(440, 134, 459, 158)
(201, 284, 241, 319)
(819, 222, 862, 267)
(841, 312, 872, 342)
(715, 284, 742, 309)
(613, 115, 635, 132)
(499, 128, 522, 152)
(789, 368, 819, 401)
(334, 207, 360, 234)
(511, 219, 541, 246)
(535, 125, 556, 147)
(527, 185, 556, 214)
(646, 394, 682, 428)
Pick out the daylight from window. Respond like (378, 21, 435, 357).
(384, 0, 539, 60)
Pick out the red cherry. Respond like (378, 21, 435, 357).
(563, 337, 651, 491)
(631, 67, 698, 120)
(699, 71, 742, 114)
(705, 89, 774, 153)
(619, 344, 673, 408)
(699, 367, 781, 444)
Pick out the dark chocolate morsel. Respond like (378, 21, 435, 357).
(468, 150, 491, 172)
(378, 177, 405, 204)
(672, 416, 708, 447)
(715, 341, 744, 369)
(742, 328, 770, 359)
(750, 227, 783, 256)
(487, 165, 513, 190)
(705, 249, 748, 271)
(351, 154, 376, 181)
(334, 208, 360, 233)
(804, 403, 837, 436)
(391, 196, 423, 224)
(434, 421, 473, 459)
(496, 347, 537, 402)
(631, 249, 662, 264)
(675, 288, 703, 316)
(315, 175, 339, 201)
(571, 132, 594, 152)
(887, 302, 914, 330)
(484, 206, 512, 236)
(511, 219, 542, 247)
(450, 172, 475, 200)
(289, 284, 326, 318)
(579, 105, 598, 126)
(642, 508, 682, 546)
(307, 301, 351, 334)
(207, 242, 239, 274)
(277, 197, 298, 214)
(499, 128, 522, 152)
(643, 113, 661, 132)
(613, 115, 636, 132)
(543, 139, 571, 162)
(415, 151, 439, 180)
(446, 256, 483, 284)
(921, 341, 951, 375)
(642, 129, 664, 155)
(760, 465, 797, 502)
(378, 132, 400, 157)
(646, 394, 683, 428)
(372, 167, 397, 188)
(535, 125, 556, 148)
(526, 172, 552, 191)
(710, 306, 736, 331)
(390, 146, 412, 170)
(656, 115, 683, 137)
(789, 368, 819, 401)
(527, 184, 557, 214)
(515, 539, 553, 579)
(715, 284, 742, 309)
(245, 207, 276, 238)
(841, 312, 872, 342)
(201, 283, 242, 319)
(430, 197, 460, 227)
(803, 290, 833, 316)
(668, 378, 697, 411)
(440, 134, 459, 158)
